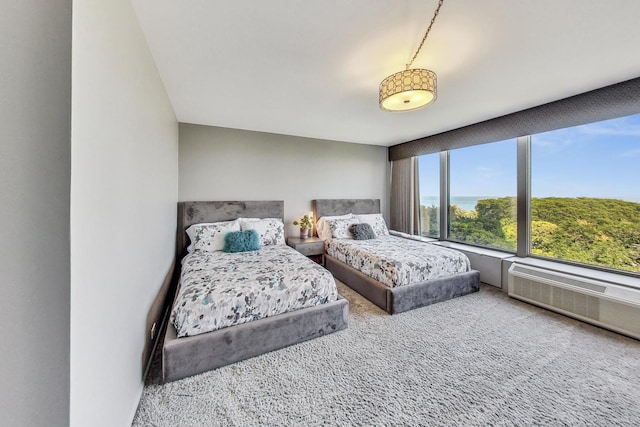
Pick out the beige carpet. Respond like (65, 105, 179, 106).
(133, 282, 640, 426)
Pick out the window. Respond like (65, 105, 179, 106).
(412, 112, 640, 277)
(418, 153, 440, 237)
(531, 114, 640, 273)
(448, 140, 517, 251)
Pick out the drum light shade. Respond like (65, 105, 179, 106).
(379, 68, 437, 112)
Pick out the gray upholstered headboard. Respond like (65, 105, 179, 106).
(177, 200, 284, 257)
(313, 199, 381, 219)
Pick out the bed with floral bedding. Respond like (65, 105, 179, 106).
(172, 244, 338, 338)
(313, 198, 480, 315)
(325, 235, 471, 289)
(162, 201, 348, 383)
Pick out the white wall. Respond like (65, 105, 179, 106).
(179, 124, 389, 234)
(0, 1, 71, 425)
(71, 1, 178, 425)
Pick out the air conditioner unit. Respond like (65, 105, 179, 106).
(508, 263, 640, 340)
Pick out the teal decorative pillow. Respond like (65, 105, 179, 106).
(223, 229, 261, 253)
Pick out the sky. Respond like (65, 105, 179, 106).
(418, 113, 640, 202)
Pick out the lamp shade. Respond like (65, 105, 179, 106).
(379, 68, 437, 112)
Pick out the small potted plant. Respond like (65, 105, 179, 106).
(293, 214, 314, 239)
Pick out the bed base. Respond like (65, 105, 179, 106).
(163, 297, 349, 383)
(325, 255, 480, 314)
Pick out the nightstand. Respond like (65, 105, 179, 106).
(286, 236, 325, 265)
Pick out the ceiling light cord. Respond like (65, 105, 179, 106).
(406, 0, 444, 70)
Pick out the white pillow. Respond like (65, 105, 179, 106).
(239, 219, 285, 246)
(186, 221, 240, 252)
(326, 217, 360, 239)
(237, 217, 281, 222)
(317, 213, 354, 241)
(355, 213, 389, 237)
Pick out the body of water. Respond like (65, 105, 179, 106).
(421, 196, 640, 212)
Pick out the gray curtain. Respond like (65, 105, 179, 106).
(390, 157, 420, 234)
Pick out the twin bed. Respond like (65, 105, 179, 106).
(162, 201, 348, 383)
(162, 199, 479, 383)
(314, 199, 480, 315)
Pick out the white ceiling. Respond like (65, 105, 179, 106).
(131, 0, 640, 147)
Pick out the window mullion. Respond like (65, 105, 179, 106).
(439, 150, 449, 241)
(516, 136, 531, 257)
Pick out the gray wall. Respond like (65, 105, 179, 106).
(179, 124, 390, 234)
(70, 0, 178, 425)
(0, 1, 71, 426)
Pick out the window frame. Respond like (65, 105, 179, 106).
(443, 140, 518, 253)
(416, 152, 442, 238)
(418, 131, 639, 278)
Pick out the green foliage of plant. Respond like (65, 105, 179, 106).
(420, 196, 640, 273)
(420, 204, 440, 237)
(450, 197, 517, 251)
(530, 197, 640, 272)
(293, 214, 314, 230)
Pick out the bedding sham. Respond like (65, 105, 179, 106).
(185, 220, 240, 252)
(316, 213, 354, 241)
(171, 244, 338, 337)
(239, 218, 286, 246)
(326, 217, 360, 239)
(326, 235, 471, 288)
(354, 213, 389, 237)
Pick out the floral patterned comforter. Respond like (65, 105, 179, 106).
(326, 236, 471, 288)
(171, 245, 338, 337)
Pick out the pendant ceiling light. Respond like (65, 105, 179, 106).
(379, 0, 444, 112)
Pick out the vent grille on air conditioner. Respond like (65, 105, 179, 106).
(508, 263, 640, 340)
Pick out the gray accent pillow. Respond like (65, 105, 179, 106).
(350, 223, 376, 240)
